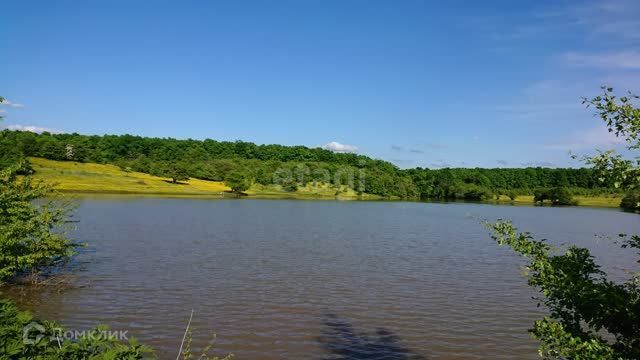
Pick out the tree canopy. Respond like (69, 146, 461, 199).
(0, 130, 621, 201)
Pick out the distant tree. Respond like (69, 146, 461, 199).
(224, 171, 251, 194)
(281, 178, 298, 192)
(534, 187, 574, 206)
(506, 190, 518, 201)
(164, 162, 189, 184)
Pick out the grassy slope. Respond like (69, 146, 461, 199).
(495, 194, 622, 208)
(29, 157, 230, 196)
(28, 157, 381, 200)
(29, 158, 622, 206)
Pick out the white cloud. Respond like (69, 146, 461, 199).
(4, 124, 61, 134)
(543, 125, 625, 151)
(0, 99, 25, 108)
(323, 141, 358, 153)
(520, 161, 556, 168)
(562, 51, 640, 69)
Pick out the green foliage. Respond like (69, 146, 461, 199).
(0, 161, 78, 284)
(580, 87, 640, 191)
(164, 162, 190, 183)
(488, 87, 640, 359)
(488, 221, 640, 359)
(280, 178, 298, 192)
(224, 171, 251, 194)
(0, 298, 151, 359)
(505, 190, 519, 201)
(0, 130, 618, 200)
(533, 187, 576, 206)
(443, 182, 494, 201)
(405, 166, 607, 201)
(620, 193, 640, 212)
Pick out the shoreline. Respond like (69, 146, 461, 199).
(29, 157, 623, 209)
(56, 190, 625, 210)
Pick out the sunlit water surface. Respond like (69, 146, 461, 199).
(4, 199, 639, 359)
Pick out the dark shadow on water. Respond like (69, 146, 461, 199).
(319, 314, 426, 360)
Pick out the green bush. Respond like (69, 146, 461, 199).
(449, 183, 494, 201)
(0, 162, 78, 284)
(488, 222, 640, 359)
(224, 171, 251, 194)
(0, 298, 151, 359)
(620, 193, 640, 212)
(533, 187, 575, 206)
(505, 190, 519, 201)
(281, 178, 298, 192)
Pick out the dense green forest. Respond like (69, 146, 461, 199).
(0, 130, 616, 200)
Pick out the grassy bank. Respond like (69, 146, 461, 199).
(28, 158, 622, 207)
(28, 157, 382, 200)
(495, 194, 623, 208)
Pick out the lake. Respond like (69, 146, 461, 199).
(4, 199, 639, 359)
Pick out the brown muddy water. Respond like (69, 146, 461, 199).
(3, 199, 639, 359)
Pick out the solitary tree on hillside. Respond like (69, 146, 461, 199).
(165, 162, 190, 184)
(224, 170, 251, 194)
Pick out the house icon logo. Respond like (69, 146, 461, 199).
(23, 322, 46, 345)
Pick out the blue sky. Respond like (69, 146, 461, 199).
(1, 0, 639, 168)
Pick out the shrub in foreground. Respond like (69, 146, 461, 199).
(0, 298, 151, 359)
(0, 162, 78, 284)
(488, 221, 640, 359)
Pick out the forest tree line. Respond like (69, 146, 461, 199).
(0, 130, 619, 200)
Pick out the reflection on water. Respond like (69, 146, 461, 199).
(2, 198, 638, 359)
(320, 314, 425, 360)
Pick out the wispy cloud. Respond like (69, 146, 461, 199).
(520, 161, 556, 168)
(3, 124, 61, 134)
(542, 125, 625, 151)
(323, 141, 357, 153)
(497, 159, 509, 166)
(391, 145, 428, 154)
(490, 80, 592, 122)
(568, 0, 640, 40)
(475, 0, 640, 53)
(562, 51, 640, 69)
(0, 99, 25, 108)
